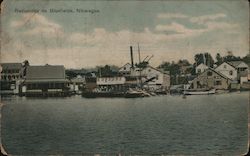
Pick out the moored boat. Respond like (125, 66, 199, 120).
(183, 88, 216, 95)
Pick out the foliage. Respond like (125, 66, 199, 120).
(158, 61, 181, 76)
(194, 53, 214, 67)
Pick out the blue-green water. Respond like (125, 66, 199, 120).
(1, 92, 248, 155)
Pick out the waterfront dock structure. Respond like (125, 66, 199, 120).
(21, 65, 70, 97)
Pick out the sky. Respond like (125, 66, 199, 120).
(1, 0, 249, 69)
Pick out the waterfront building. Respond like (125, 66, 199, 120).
(190, 68, 232, 90)
(215, 62, 238, 80)
(69, 75, 86, 94)
(118, 63, 132, 76)
(195, 63, 209, 74)
(0, 63, 23, 94)
(131, 65, 171, 92)
(0, 63, 23, 81)
(22, 64, 69, 96)
(215, 61, 249, 84)
(96, 76, 126, 92)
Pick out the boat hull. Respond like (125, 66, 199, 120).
(183, 89, 216, 95)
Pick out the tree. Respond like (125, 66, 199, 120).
(158, 61, 180, 76)
(216, 53, 223, 65)
(97, 65, 118, 77)
(194, 53, 214, 67)
(177, 59, 190, 66)
(242, 54, 250, 64)
(222, 51, 242, 62)
(65, 70, 77, 79)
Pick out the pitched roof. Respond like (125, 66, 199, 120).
(196, 67, 232, 80)
(0, 63, 22, 70)
(119, 63, 131, 70)
(26, 65, 65, 80)
(227, 61, 247, 68)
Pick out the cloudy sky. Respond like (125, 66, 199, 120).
(1, 0, 249, 68)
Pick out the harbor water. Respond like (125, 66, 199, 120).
(1, 92, 248, 155)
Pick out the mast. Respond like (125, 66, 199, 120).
(138, 43, 143, 89)
(138, 43, 141, 63)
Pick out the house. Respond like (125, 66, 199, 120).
(215, 62, 237, 80)
(228, 61, 249, 83)
(118, 63, 132, 76)
(0, 63, 23, 81)
(69, 75, 86, 94)
(0, 63, 23, 94)
(215, 61, 249, 84)
(190, 68, 232, 90)
(22, 65, 69, 96)
(195, 63, 208, 74)
(130, 65, 170, 92)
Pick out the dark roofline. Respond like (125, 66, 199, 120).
(148, 65, 170, 75)
(194, 67, 232, 82)
(119, 63, 131, 70)
(227, 60, 248, 68)
(215, 62, 236, 70)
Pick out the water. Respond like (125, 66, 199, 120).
(1, 92, 248, 155)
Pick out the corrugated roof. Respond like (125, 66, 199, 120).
(0, 63, 22, 69)
(26, 65, 65, 80)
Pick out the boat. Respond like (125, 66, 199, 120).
(183, 88, 216, 95)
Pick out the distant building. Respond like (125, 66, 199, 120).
(215, 62, 237, 80)
(96, 76, 126, 92)
(215, 61, 249, 84)
(23, 65, 69, 96)
(195, 63, 208, 74)
(118, 63, 132, 76)
(0, 63, 23, 94)
(0, 63, 23, 81)
(190, 68, 232, 90)
(131, 65, 171, 92)
(70, 75, 86, 93)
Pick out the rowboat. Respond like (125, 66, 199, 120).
(183, 88, 216, 95)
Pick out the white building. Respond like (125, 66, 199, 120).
(131, 66, 170, 91)
(118, 63, 131, 76)
(215, 62, 238, 80)
(215, 61, 249, 84)
(96, 76, 126, 92)
(195, 63, 209, 74)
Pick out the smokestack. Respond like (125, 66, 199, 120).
(130, 46, 134, 68)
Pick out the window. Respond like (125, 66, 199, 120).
(207, 71, 213, 76)
(215, 80, 222, 86)
(224, 65, 227, 69)
(124, 67, 126, 70)
(148, 69, 151, 72)
(197, 69, 201, 73)
(155, 75, 159, 80)
(229, 70, 233, 75)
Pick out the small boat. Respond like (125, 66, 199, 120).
(183, 88, 216, 95)
(124, 89, 144, 98)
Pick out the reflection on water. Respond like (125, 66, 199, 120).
(1, 92, 249, 155)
